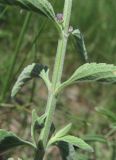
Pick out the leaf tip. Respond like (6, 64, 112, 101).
(87, 146, 94, 153)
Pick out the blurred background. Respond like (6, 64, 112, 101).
(0, 0, 116, 159)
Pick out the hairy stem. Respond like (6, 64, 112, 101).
(40, 0, 72, 149)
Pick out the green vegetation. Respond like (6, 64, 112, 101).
(0, 0, 116, 159)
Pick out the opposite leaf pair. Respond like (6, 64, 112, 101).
(0, 110, 93, 159)
(11, 62, 116, 98)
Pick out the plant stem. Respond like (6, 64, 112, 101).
(0, 6, 8, 18)
(111, 139, 116, 160)
(40, 0, 72, 149)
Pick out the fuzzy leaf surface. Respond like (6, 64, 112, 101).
(61, 63, 116, 89)
(11, 63, 48, 97)
(31, 109, 38, 145)
(0, 130, 34, 155)
(55, 123, 72, 138)
(48, 135, 93, 152)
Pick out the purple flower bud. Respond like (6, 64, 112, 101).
(56, 13, 64, 22)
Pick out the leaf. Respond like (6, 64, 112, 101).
(83, 134, 107, 144)
(0, 0, 54, 18)
(57, 141, 77, 160)
(111, 123, 116, 129)
(0, 129, 35, 155)
(48, 135, 93, 152)
(11, 63, 48, 97)
(0, 30, 12, 38)
(72, 29, 88, 62)
(8, 158, 22, 160)
(96, 107, 116, 122)
(31, 109, 38, 145)
(35, 114, 46, 133)
(60, 63, 116, 89)
(58, 136, 94, 152)
(31, 112, 46, 145)
(0, 0, 61, 32)
(55, 123, 72, 138)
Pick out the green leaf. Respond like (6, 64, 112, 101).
(96, 107, 116, 122)
(55, 123, 72, 138)
(31, 112, 46, 145)
(0, 129, 35, 155)
(35, 114, 46, 132)
(0, 0, 54, 18)
(59, 136, 94, 152)
(72, 29, 88, 62)
(0, 0, 61, 32)
(48, 135, 93, 152)
(8, 158, 22, 160)
(83, 134, 107, 144)
(31, 109, 38, 145)
(0, 30, 12, 38)
(11, 63, 48, 97)
(111, 123, 116, 129)
(59, 63, 116, 90)
(39, 68, 51, 90)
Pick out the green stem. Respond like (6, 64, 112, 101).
(111, 139, 116, 160)
(0, 6, 8, 18)
(39, 0, 72, 149)
(0, 12, 31, 102)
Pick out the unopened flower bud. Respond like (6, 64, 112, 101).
(56, 13, 64, 23)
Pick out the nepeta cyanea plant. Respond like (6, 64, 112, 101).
(0, 0, 116, 159)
